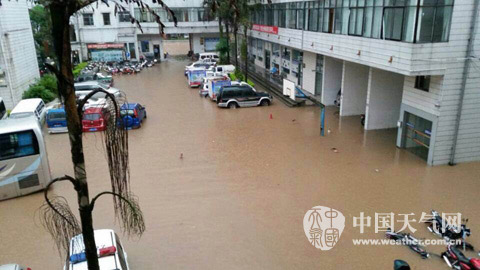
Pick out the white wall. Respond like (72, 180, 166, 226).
(322, 56, 342, 106)
(365, 68, 404, 130)
(0, 0, 39, 109)
(340, 61, 369, 116)
(302, 51, 316, 95)
(191, 33, 220, 54)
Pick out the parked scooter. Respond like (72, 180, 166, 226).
(442, 244, 480, 270)
(386, 229, 430, 259)
(424, 210, 474, 251)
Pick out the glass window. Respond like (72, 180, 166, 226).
(102, 13, 110, 25)
(308, 8, 319, 32)
(371, 7, 382, 38)
(363, 7, 373, 37)
(0, 130, 39, 161)
(83, 13, 94, 26)
(141, 41, 149, 52)
(432, 6, 453, 42)
(119, 11, 131, 22)
(384, 7, 404, 40)
(417, 7, 435, 42)
(83, 113, 101, 121)
(47, 112, 66, 121)
(415, 76, 430, 91)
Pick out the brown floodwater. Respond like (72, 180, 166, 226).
(1, 59, 479, 269)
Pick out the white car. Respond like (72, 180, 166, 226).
(0, 264, 30, 270)
(65, 229, 130, 270)
(74, 81, 121, 100)
(184, 62, 214, 76)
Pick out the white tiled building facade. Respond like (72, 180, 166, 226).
(0, 0, 40, 110)
(70, 0, 220, 62)
(246, 0, 479, 165)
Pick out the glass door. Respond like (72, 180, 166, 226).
(315, 54, 323, 97)
(403, 112, 432, 161)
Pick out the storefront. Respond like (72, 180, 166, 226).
(87, 43, 125, 62)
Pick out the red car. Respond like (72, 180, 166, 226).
(82, 107, 111, 132)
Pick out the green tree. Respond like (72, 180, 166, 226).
(1, 1, 176, 270)
(29, 5, 55, 63)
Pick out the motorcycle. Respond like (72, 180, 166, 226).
(424, 210, 474, 251)
(386, 228, 430, 259)
(442, 244, 480, 270)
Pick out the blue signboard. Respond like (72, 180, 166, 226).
(212, 80, 231, 96)
(91, 50, 124, 62)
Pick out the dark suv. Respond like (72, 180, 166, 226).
(217, 85, 273, 109)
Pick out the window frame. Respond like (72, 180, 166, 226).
(414, 75, 431, 92)
(102, 12, 111, 25)
(83, 13, 94, 26)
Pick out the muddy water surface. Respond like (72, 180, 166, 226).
(0, 60, 479, 269)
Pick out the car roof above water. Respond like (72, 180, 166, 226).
(0, 117, 40, 134)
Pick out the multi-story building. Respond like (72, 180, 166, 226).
(0, 0, 40, 110)
(245, 0, 479, 165)
(70, 0, 220, 62)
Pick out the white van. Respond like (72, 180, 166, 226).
(9, 98, 46, 125)
(209, 65, 235, 75)
(199, 52, 219, 62)
(0, 97, 6, 120)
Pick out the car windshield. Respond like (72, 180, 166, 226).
(48, 112, 66, 121)
(120, 109, 135, 116)
(83, 113, 101, 121)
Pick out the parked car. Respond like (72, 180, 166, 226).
(65, 229, 130, 270)
(0, 264, 31, 270)
(217, 85, 273, 109)
(208, 65, 235, 75)
(46, 106, 68, 133)
(119, 103, 147, 129)
(9, 98, 46, 125)
(184, 62, 214, 76)
(74, 81, 121, 101)
(198, 52, 220, 62)
(82, 106, 111, 132)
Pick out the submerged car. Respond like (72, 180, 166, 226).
(119, 103, 147, 129)
(65, 229, 130, 270)
(74, 81, 120, 100)
(217, 85, 273, 108)
(82, 107, 111, 132)
(46, 106, 67, 133)
(184, 62, 214, 76)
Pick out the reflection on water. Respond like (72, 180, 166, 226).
(0, 60, 479, 269)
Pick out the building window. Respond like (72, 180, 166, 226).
(417, 0, 453, 43)
(0, 68, 6, 86)
(69, 25, 76, 41)
(83, 13, 94, 26)
(141, 41, 149, 52)
(414, 76, 430, 92)
(119, 11, 131, 22)
(102, 13, 111, 25)
(263, 0, 452, 44)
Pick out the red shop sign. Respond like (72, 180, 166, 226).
(252, 24, 279, 35)
(87, 43, 125, 49)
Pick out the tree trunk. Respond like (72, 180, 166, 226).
(234, 28, 238, 70)
(49, 4, 99, 270)
(218, 17, 224, 39)
(225, 24, 230, 64)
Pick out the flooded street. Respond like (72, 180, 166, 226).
(1, 60, 479, 269)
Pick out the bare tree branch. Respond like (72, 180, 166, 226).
(91, 191, 146, 236)
(39, 176, 81, 256)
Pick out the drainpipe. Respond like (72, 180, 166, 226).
(449, 0, 479, 166)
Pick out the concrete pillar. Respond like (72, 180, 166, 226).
(340, 61, 369, 116)
(365, 68, 404, 130)
(302, 51, 316, 95)
(322, 56, 342, 106)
